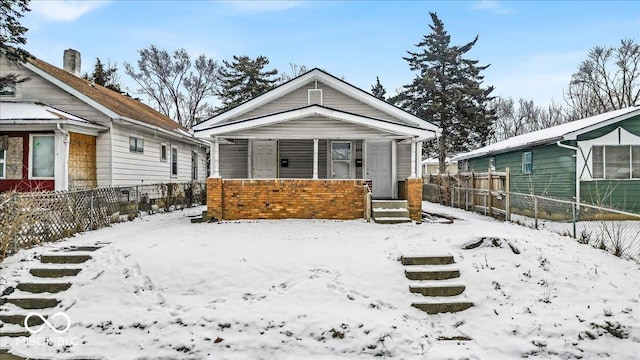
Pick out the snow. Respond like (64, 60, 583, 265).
(1, 203, 639, 359)
(0, 101, 91, 122)
(455, 106, 640, 160)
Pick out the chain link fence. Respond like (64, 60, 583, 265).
(424, 182, 640, 262)
(0, 182, 206, 260)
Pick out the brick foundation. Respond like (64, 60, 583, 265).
(405, 178, 423, 221)
(207, 178, 368, 220)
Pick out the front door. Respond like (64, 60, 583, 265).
(252, 140, 277, 178)
(331, 141, 352, 179)
(366, 141, 392, 198)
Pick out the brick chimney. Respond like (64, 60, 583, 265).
(63, 49, 81, 76)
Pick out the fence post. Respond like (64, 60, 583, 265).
(483, 192, 487, 216)
(505, 167, 511, 221)
(135, 185, 139, 216)
(450, 187, 454, 208)
(487, 167, 493, 217)
(470, 172, 475, 212)
(90, 189, 94, 230)
(534, 196, 538, 229)
(572, 202, 577, 238)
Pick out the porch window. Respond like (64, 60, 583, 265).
(592, 145, 640, 179)
(171, 146, 178, 176)
(0, 149, 5, 179)
(30, 134, 55, 178)
(331, 141, 352, 179)
(160, 144, 168, 161)
(522, 151, 532, 174)
(0, 84, 15, 96)
(130, 136, 144, 153)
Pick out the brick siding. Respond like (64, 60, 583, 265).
(405, 178, 423, 221)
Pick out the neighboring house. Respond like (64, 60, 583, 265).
(422, 157, 458, 175)
(455, 106, 640, 213)
(0, 49, 208, 192)
(193, 68, 440, 221)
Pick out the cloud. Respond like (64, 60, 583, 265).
(472, 0, 513, 15)
(225, 0, 305, 13)
(30, 1, 109, 22)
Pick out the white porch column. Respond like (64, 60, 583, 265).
(313, 138, 319, 179)
(210, 136, 220, 178)
(54, 128, 69, 191)
(416, 141, 423, 178)
(410, 140, 416, 178)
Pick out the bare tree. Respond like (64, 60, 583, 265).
(279, 63, 308, 83)
(123, 45, 219, 129)
(491, 97, 569, 143)
(565, 38, 640, 119)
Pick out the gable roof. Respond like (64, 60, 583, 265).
(193, 68, 440, 134)
(455, 106, 640, 160)
(22, 57, 193, 138)
(0, 100, 107, 131)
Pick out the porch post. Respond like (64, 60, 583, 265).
(410, 140, 416, 178)
(416, 141, 423, 178)
(211, 136, 220, 178)
(313, 138, 319, 179)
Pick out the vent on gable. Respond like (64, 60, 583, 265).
(308, 89, 323, 106)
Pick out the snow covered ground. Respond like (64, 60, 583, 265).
(1, 202, 639, 359)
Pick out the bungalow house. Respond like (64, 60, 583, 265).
(422, 157, 458, 175)
(193, 68, 440, 221)
(455, 106, 640, 214)
(0, 49, 208, 192)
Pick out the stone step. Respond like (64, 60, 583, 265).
(0, 314, 45, 326)
(3, 298, 60, 310)
(371, 200, 408, 210)
(16, 282, 71, 294)
(374, 217, 412, 224)
(65, 246, 102, 252)
(405, 269, 460, 280)
(30, 268, 82, 278)
(412, 302, 474, 314)
(372, 208, 410, 218)
(0, 331, 31, 339)
(410, 285, 466, 297)
(40, 254, 91, 264)
(401, 255, 455, 266)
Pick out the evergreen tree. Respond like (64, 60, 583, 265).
(371, 76, 387, 100)
(400, 12, 496, 171)
(83, 58, 122, 93)
(0, 0, 31, 88)
(217, 55, 279, 111)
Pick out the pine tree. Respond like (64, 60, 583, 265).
(217, 55, 279, 111)
(400, 12, 496, 171)
(83, 58, 122, 93)
(371, 76, 387, 100)
(0, 0, 32, 88)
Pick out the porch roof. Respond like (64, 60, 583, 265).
(0, 101, 108, 132)
(194, 105, 437, 140)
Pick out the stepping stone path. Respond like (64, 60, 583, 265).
(401, 255, 474, 314)
(0, 245, 102, 358)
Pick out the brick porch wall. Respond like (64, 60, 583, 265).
(405, 178, 423, 221)
(207, 178, 368, 220)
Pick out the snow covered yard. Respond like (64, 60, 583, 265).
(1, 202, 639, 359)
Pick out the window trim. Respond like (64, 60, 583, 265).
(129, 136, 144, 153)
(522, 151, 532, 175)
(29, 134, 55, 180)
(0, 148, 6, 179)
(191, 151, 198, 181)
(171, 146, 178, 177)
(0, 83, 16, 97)
(160, 143, 168, 162)
(591, 145, 639, 180)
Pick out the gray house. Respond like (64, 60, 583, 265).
(193, 68, 440, 221)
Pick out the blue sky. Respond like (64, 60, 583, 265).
(22, 0, 640, 107)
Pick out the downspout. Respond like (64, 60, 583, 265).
(556, 140, 580, 207)
(56, 123, 70, 191)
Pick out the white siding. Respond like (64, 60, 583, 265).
(96, 130, 111, 186)
(397, 142, 411, 180)
(223, 118, 397, 139)
(220, 139, 248, 178)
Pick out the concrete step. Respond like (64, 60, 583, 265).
(40, 254, 91, 264)
(3, 298, 60, 310)
(372, 200, 408, 210)
(372, 208, 410, 218)
(30, 268, 82, 278)
(405, 269, 460, 280)
(412, 302, 474, 314)
(0, 331, 31, 339)
(401, 255, 455, 266)
(374, 217, 412, 224)
(410, 284, 466, 297)
(64, 246, 102, 252)
(0, 314, 45, 326)
(16, 282, 71, 294)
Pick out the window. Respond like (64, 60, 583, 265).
(0, 84, 15, 96)
(30, 134, 55, 178)
(308, 89, 323, 105)
(129, 137, 144, 153)
(592, 145, 640, 180)
(489, 157, 496, 171)
(191, 151, 198, 180)
(522, 151, 532, 174)
(0, 149, 5, 179)
(160, 144, 168, 161)
(171, 147, 178, 177)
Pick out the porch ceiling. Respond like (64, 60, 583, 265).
(195, 105, 437, 140)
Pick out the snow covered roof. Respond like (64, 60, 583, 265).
(455, 106, 640, 160)
(421, 157, 455, 165)
(0, 101, 107, 130)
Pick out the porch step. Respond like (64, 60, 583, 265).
(411, 302, 474, 314)
(372, 200, 411, 224)
(29, 268, 82, 278)
(40, 254, 91, 264)
(0, 314, 45, 326)
(372, 208, 410, 218)
(3, 298, 60, 310)
(373, 217, 412, 224)
(401, 255, 455, 265)
(371, 200, 408, 209)
(409, 285, 466, 297)
(16, 282, 71, 294)
(405, 269, 460, 280)
(0, 331, 31, 339)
